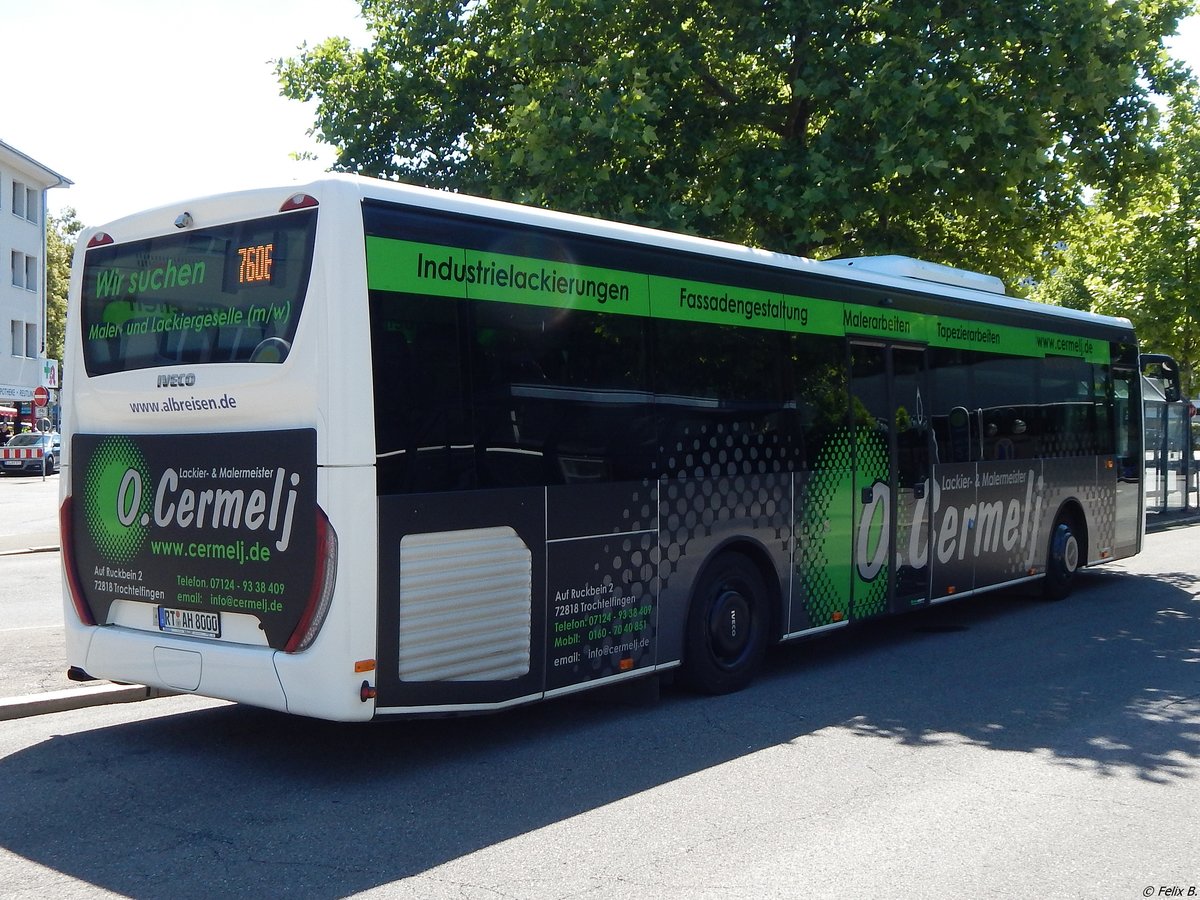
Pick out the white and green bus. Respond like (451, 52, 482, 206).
(61, 175, 1145, 721)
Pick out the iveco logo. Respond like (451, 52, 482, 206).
(157, 373, 196, 388)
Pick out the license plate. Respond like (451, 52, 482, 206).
(157, 607, 221, 638)
(3, 460, 20, 467)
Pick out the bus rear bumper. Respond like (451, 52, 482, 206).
(81, 626, 290, 714)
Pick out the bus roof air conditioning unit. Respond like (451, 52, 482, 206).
(829, 255, 1007, 295)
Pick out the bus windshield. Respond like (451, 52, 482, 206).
(80, 209, 317, 375)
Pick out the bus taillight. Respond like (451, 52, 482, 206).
(284, 507, 339, 652)
(59, 497, 96, 626)
(280, 193, 319, 212)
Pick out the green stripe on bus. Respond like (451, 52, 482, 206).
(647, 276, 843, 335)
(366, 236, 650, 316)
(842, 306, 933, 343)
(366, 236, 1110, 363)
(934, 315, 1109, 363)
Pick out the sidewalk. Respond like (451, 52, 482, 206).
(0, 529, 172, 720)
(1145, 507, 1200, 532)
(0, 626, 162, 721)
(0, 529, 59, 555)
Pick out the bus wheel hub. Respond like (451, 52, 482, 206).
(710, 589, 751, 660)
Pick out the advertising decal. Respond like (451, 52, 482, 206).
(70, 430, 318, 649)
(365, 236, 1111, 363)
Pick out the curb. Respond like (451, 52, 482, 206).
(1145, 512, 1200, 533)
(0, 683, 175, 721)
(0, 544, 59, 557)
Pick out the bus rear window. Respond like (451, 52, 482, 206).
(80, 209, 317, 375)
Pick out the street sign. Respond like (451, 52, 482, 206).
(32, 386, 49, 407)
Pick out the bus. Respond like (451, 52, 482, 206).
(60, 174, 1146, 721)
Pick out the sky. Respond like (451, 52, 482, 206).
(3, 1, 1200, 230)
(0, 0, 369, 227)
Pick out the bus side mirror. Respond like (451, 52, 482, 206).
(1141, 353, 1183, 403)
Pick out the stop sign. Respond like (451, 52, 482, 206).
(33, 386, 49, 407)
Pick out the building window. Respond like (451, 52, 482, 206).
(8, 321, 37, 358)
(10, 251, 36, 291)
(10, 182, 37, 222)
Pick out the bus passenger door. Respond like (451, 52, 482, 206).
(849, 343, 933, 617)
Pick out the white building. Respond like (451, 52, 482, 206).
(0, 139, 72, 430)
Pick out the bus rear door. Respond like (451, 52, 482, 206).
(849, 342, 933, 617)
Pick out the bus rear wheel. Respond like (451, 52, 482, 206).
(1042, 512, 1082, 601)
(683, 552, 769, 694)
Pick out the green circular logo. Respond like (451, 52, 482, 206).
(84, 437, 152, 562)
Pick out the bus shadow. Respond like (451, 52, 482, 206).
(0, 567, 1197, 896)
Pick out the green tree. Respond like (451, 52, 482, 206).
(45, 208, 82, 367)
(278, 0, 1192, 280)
(1032, 90, 1200, 394)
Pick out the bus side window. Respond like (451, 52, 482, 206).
(929, 348, 977, 463)
(1039, 357, 1098, 457)
(470, 302, 652, 487)
(791, 332, 847, 471)
(370, 292, 474, 493)
(655, 319, 794, 475)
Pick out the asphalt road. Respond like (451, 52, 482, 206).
(0, 524, 1197, 898)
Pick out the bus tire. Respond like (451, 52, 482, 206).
(1042, 511, 1082, 601)
(683, 552, 769, 694)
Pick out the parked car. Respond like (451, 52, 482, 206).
(0, 432, 60, 474)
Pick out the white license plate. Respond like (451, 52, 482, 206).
(3, 460, 21, 467)
(157, 607, 221, 638)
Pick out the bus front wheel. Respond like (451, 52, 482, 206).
(683, 552, 769, 694)
(1043, 512, 1082, 601)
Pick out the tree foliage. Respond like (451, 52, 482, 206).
(278, 0, 1192, 280)
(1033, 90, 1200, 393)
(45, 208, 82, 367)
